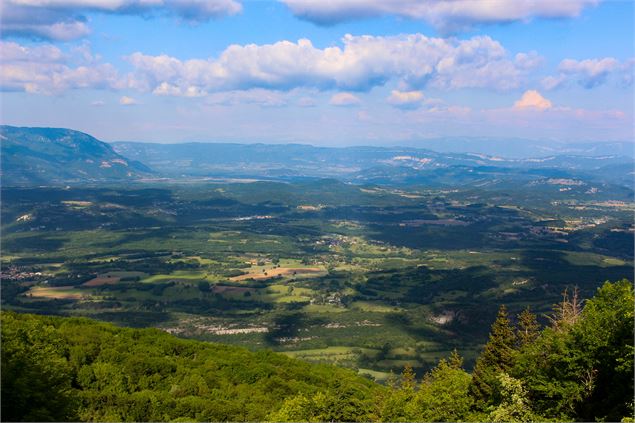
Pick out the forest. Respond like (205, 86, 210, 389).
(2, 279, 633, 422)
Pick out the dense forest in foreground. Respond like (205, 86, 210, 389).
(2, 280, 633, 422)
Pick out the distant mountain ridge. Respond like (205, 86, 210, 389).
(0, 126, 152, 186)
(389, 137, 634, 159)
(1, 126, 632, 188)
(113, 140, 633, 188)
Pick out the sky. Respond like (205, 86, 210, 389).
(0, 0, 633, 145)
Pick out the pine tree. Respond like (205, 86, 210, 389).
(469, 305, 517, 408)
(448, 349, 463, 369)
(406, 351, 475, 422)
(400, 364, 416, 392)
(516, 307, 540, 347)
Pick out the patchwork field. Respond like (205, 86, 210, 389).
(2, 180, 633, 376)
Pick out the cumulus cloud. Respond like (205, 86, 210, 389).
(0, 0, 242, 41)
(125, 34, 538, 96)
(387, 90, 424, 109)
(513, 90, 552, 110)
(0, 41, 122, 94)
(542, 57, 633, 89)
(2, 34, 542, 98)
(330, 92, 361, 106)
(281, 0, 599, 31)
(119, 95, 138, 105)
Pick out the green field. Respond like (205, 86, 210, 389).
(2, 181, 633, 375)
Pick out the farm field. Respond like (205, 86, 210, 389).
(2, 180, 633, 376)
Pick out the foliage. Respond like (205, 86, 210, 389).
(1, 312, 378, 422)
(2, 279, 633, 422)
(268, 382, 374, 422)
(407, 351, 475, 422)
(513, 280, 634, 421)
(516, 307, 540, 347)
(1, 314, 78, 421)
(489, 373, 536, 423)
(469, 305, 517, 408)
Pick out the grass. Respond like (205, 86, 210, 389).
(350, 301, 401, 313)
(27, 286, 87, 299)
(142, 271, 208, 283)
(358, 368, 392, 383)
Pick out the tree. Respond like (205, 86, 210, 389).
(489, 373, 536, 422)
(197, 280, 210, 292)
(407, 351, 475, 422)
(469, 305, 517, 408)
(270, 383, 374, 422)
(376, 366, 417, 422)
(516, 307, 540, 347)
(572, 280, 634, 421)
(1, 313, 78, 421)
(513, 280, 634, 421)
(548, 287, 583, 331)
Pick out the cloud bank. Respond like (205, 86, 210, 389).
(0, 41, 121, 94)
(543, 57, 634, 90)
(282, 0, 599, 31)
(124, 34, 539, 97)
(0, 0, 242, 40)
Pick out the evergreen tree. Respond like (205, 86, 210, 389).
(469, 305, 517, 408)
(516, 307, 540, 347)
(376, 366, 418, 422)
(407, 352, 475, 422)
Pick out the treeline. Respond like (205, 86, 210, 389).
(273, 279, 634, 422)
(2, 280, 633, 422)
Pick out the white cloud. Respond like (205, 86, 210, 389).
(281, 0, 599, 31)
(513, 90, 552, 110)
(0, 41, 121, 94)
(329, 92, 361, 106)
(2, 34, 541, 97)
(125, 34, 537, 95)
(0, 0, 242, 41)
(542, 57, 633, 89)
(119, 95, 138, 105)
(387, 90, 424, 109)
(90, 100, 105, 106)
(514, 51, 544, 70)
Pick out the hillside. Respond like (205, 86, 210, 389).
(2, 279, 632, 422)
(0, 126, 152, 186)
(1, 312, 380, 422)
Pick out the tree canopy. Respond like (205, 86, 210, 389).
(2, 279, 633, 422)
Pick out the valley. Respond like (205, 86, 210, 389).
(3, 177, 632, 380)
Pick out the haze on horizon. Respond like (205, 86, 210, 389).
(1, 0, 633, 145)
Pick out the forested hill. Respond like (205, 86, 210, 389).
(0, 126, 152, 185)
(2, 280, 633, 422)
(0, 312, 379, 422)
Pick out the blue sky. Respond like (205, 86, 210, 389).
(1, 0, 633, 145)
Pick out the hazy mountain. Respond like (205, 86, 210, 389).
(112, 140, 633, 187)
(393, 137, 635, 159)
(2, 126, 631, 188)
(0, 126, 152, 186)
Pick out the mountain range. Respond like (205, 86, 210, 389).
(1, 125, 632, 188)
